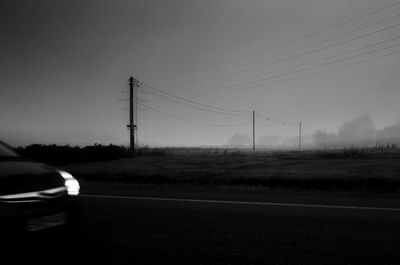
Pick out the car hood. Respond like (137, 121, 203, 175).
(0, 159, 65, 196)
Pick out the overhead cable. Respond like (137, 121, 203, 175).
(139, 103, 252, 127)
(162, 1, 400, 87)
(172, 12, 400, 89)
(141, 83, 250, 114)
(193, 41, 400, 94)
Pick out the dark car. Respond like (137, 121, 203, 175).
(0, 140, 81, 262)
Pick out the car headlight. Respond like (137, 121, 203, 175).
(58, 170, 80, 196)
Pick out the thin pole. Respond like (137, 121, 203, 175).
(135, 81, 139, 150)
(253, 110, 255, 151)
(128, 77, 135, 153)
(299, 121, 302, 150)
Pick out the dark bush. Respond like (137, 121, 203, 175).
(15, 144, 129, 165)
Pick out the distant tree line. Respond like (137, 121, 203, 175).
(313, 114, 400, 149)
(15, 144, 129, 165)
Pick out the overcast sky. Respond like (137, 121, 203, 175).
(1, 0, 400, 147)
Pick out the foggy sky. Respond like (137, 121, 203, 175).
(1, 0, 400, 147)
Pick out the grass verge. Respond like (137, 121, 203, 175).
(62, 149, 400, 192)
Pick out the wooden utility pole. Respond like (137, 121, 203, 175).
(253, 110, 255, 151)
(299, 121, 302, 150)
(135, 80, 139, 149)
(128, 77, 138, 153)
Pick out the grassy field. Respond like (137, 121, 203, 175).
(62, 148, 400, 192)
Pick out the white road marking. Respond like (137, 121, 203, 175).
(81, 194, 400, 212)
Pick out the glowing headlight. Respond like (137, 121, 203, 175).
(58, 170, 80, 196)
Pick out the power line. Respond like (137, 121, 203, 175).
(255, 112, 298, 127)
(161, 1, 400, 87)
(230, 39, 400, 89)
(193, 40, 400, 95)
(263, 47, 400, 88)
(140, 85, 298, 136)
(186, 21, 400, 94)
(223, 47, 400, 96)
(141, 90, 298, 131)
(255, 121, 281, 129)
(139, 103, 252, 127)
(141, 83, 250, 114)
(222, 1, 400, 63)
(140, 80, 300, 129)
(170, 12, 400, 90)
(143, 87, 251, 116)
(187, 35, 400, 95)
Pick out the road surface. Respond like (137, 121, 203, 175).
(75, 182, 400, 265)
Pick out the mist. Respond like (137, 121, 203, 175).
(313, 114, 400, 148)
(225, 133, 313, 149)
(225, 114, 400, 149)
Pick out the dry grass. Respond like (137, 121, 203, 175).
(61, 148, 400, 192)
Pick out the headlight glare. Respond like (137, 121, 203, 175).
(58, 170, 80, 196)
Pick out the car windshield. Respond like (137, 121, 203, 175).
(0, 142, 18, 157)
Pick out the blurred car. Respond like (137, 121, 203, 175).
(0, 140, 81, 257)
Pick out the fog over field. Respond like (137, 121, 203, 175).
(313, 114, 400, 148)
(227, 114, 400, 148)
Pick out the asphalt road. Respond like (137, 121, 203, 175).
(75, 182, 400, 265)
